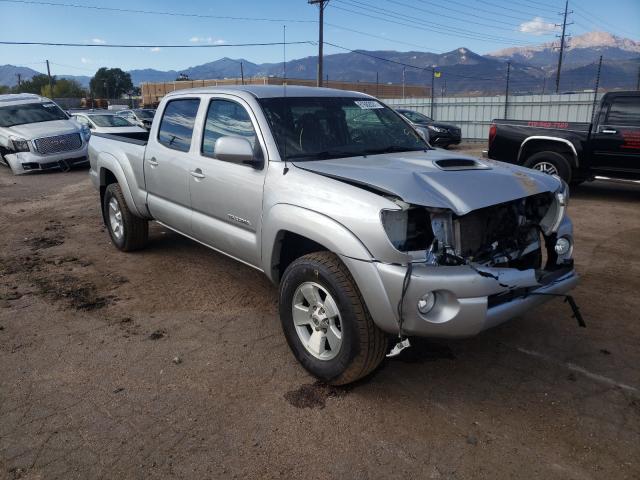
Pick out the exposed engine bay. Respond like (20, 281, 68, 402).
(382, 191, 569, 271)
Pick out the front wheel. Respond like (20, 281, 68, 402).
(279, 252, 387, 385)
(102, 183, 149, 252)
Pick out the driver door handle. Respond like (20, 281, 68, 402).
(148, 157, 159, 166)
(190, 169, 205, 179)
(601, 129, 618, 134)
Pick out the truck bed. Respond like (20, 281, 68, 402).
(92, 131, 149, 145)
(488, 118, 591, 165)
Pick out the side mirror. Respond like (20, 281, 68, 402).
(214, 136, 262, 168)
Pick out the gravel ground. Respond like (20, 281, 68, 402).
(1, 145, 639, 479)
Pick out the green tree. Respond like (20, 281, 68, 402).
(42, 78, 86, 98)
(14, 74, 52, 95)
(0, 85, 10, 94)
(89, 67, 133, 98)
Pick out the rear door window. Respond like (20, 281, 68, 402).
(606, 97, 640, 125)
(158, 99, 200, 152)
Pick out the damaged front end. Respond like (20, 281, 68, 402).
(381, 181, 572, 273)
(370, 181, 579, 340)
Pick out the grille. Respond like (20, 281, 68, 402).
(34, 133, 82, 155)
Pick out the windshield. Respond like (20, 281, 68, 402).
(0, 102, 68, 127)
(258, 97, 428, 161)
(89, 115, 134, 127)
(400, 110, 432, 123)
(134, 109, 155, 119)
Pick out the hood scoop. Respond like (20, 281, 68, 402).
(433, 158, 490, 171)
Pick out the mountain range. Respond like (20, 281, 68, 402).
(2, 32, 638, 95)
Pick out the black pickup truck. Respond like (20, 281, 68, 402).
(487, 91, 640, 184)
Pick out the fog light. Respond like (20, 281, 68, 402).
(417, 292, 436, 315)
(554, 237, 571, 256)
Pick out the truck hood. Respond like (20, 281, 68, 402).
(6, 120, 80, 139)
(292, 150, 561, 215)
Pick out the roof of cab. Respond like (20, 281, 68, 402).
(0, 93, 50, 106)
(164, 84, 372, 100)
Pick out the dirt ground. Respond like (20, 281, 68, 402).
(1, 144, 639, 479)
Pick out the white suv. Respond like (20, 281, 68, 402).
(0, 94, 90, 174)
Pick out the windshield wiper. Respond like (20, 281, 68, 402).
(363, 146, 426, 155)
(287, 150, 359, 161)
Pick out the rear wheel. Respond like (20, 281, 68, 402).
(523, 151, 572, 183)
(279, 251, 387, 385)
(102, 183, 148, 252)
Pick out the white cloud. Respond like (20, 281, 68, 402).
(91, 38, 106, 44)
(189, 36, 226, 45)
(519, 17, 559, 36)
(150, 47, 161, 52)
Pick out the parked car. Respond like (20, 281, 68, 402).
(0, 94, 90, 174)
(71, 112, 147, 135)
(89, 86, 577, 384)
(116, 109, 156, 130)
(487, 91, 640, 184)
(396, 108, 461, 148)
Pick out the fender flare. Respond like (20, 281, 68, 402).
(96, 151, 145, 218)
(261, 203, 374, 283)
(517, 136, 580, 167)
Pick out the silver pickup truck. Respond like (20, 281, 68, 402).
(89, 85, 578, 385)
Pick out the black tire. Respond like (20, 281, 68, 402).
(102, 183, 148, 252)
(279, 251, 387, 385)
(523, 151, 572, 183)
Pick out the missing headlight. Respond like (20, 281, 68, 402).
(381, 204, 433, 252)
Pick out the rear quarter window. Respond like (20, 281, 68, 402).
(157, 99, 200, 152)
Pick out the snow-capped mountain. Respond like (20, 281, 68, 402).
(488, 32, 640, 69)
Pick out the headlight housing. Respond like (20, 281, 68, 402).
(9, 136, 30, 153)
(381, 208, 409, 250)
(80, 125, 91, 142)
(540, 180, 569, 235)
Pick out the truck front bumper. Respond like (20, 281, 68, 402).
(5, 147, 88, 174)
(343, 257, 579, 339)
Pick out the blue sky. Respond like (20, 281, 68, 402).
(1, 0, 638, 76)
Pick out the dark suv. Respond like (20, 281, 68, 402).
(396, 109, 462, 148)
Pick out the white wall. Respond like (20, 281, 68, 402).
(386, 93, 603, 140)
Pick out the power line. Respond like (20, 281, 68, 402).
(386, 0, 520, 31)
(329, 3, 532, 45)
(0, 40, 313, 48)
(0, 0, 315, 23)
(413, 0, 520, 27)
(324, 22, 448, 52)
(339, 0, 532, 43)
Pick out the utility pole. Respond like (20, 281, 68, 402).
(240, 61, 244, 85)
(430, 69, 435, 118)
(402, 67, 406, 99)
(15, 73, 22, 88)
(504, 61, 511, 118)
(309, 0, 329, 87)
(376, 71, 379, 97)
(542, 76, 546, 95)
(45, 59, 53, 97)
(555, 0, 572, 93)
